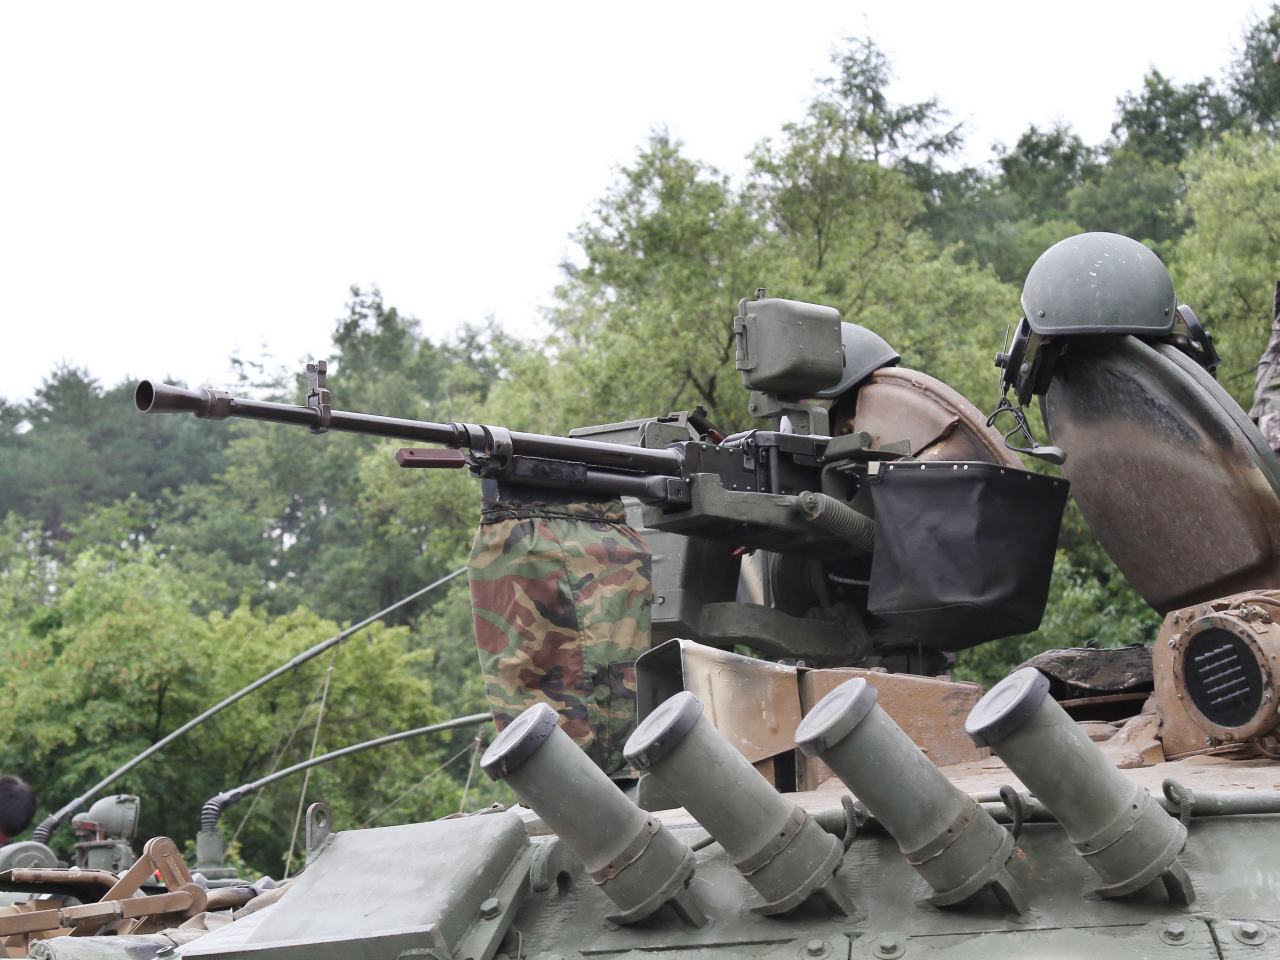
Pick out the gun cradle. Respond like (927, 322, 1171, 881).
(643, 473, 865, 558)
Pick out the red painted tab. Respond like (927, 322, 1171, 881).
(395, 447, 467, 468)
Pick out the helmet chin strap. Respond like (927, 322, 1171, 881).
(986, 394, 1066, 466)
(988, 322, 1067, 466)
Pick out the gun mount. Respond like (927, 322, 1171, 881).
(136, 295, 1065, 666)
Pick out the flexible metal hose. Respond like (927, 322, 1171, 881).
(797, 491, 876, 552)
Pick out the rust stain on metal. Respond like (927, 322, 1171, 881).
(797, 668, 987, 790)
(839, 367, 1021, 466)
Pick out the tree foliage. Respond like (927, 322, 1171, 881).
(0, 368, 229, 534)
(817, 37, 964, 167)
(0, 519, 507, 873)
(0, 291, 508, 878)
(534, 133, 763, 430)
(1174, 132, 1280, 406)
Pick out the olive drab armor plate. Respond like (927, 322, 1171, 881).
(1042, 335, 1280, 613)
(846, 367, 1022, 466)
(183, 814, 531, 960)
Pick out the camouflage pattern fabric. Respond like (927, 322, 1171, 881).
(1250, 280, 1280, 456)
(468, 490, 652, 775)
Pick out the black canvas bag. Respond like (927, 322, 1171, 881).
(866, 461, 1069, 651)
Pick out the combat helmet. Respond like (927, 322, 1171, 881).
(815, 322, 900, 399)
(997, 232, 1216, 407)
(1022, 231, 1175, 337)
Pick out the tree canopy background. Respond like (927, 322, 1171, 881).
(4, 6, 1280, 878)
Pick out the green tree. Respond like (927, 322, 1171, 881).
(147, 287, 504, 624)
(0, 511, 501, 876)
(815, 38, 989, 259)
(1111, 70, 1231, 166)
(998, 125, 1101, 219)
(327, 286, 453, 418)
(749, 81, 1019, 407)
(1173, 132, 1280, 407)
(0, 367, 229, 535)
(816, 37, 964, 168)
(0, 285, 511, 876)
(1225, 5, 1280, 131)
(938, 125, 1096, 285)
(1066, 151, 1182, 252)
(511, 131, 764, 432)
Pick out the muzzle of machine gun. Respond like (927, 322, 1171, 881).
(135, 380, 233, 419)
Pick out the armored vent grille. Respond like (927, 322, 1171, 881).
(1183, 628, 1263, 729)
(1196, 645, 1247, 705)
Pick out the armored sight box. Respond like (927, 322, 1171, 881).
(733, 291, 845, 395)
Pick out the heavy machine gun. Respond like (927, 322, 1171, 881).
(135, 295, 880, 560)
(137, 369, 875, 556)
(136, 291, 1067, 670)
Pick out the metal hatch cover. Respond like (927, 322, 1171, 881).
(1042, 335, 1280, 613)
(635, 638, 804, 765)
(184, 813, 530, 960)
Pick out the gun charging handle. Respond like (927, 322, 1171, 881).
(624, 692, 856, 918)
(966, 668, 1195, 905)
(481, 703, 706, 928)
(795, 678, 1026, 914)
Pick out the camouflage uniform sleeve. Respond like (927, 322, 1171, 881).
(467, 494, 652, 776)
(1250, 280, 1280, 456)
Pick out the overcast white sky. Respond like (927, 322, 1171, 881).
(0, 1, 1267, 403)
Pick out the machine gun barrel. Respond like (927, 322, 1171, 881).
(133, 369, 862, 535)
(135, 380, 684, 477)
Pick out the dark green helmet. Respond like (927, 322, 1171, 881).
(1022, 232, 1175, 337)
(814, 322, 900, 399)
(1000, 233, 1180, 407)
